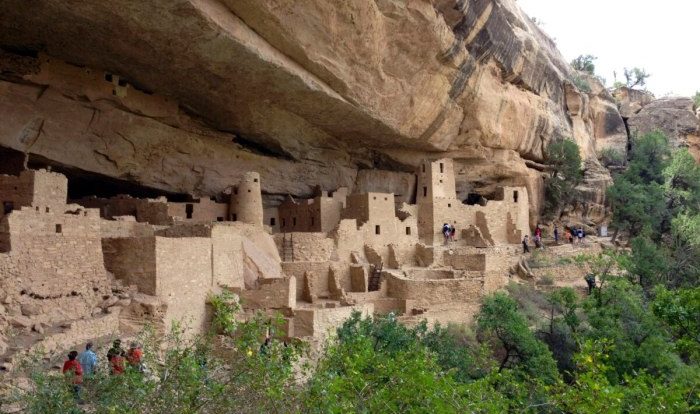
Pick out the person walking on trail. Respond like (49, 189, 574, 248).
(78, 342, 97, 377)
(522, 235, 530, 253)
(585, 274, 596, 295)
(566, 227, 574, 244)
(127, 342, 144, 371)
(63, 350, 83, 402)
(553, 226, 559, 244)
(107, 339, 126, 375)
(576, 227, 585, 244)
(449, 224, 456, 242)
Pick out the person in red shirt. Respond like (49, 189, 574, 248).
(126, 342, 143, 372)
(62, 351, 83, 402)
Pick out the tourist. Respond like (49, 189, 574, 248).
(567, 227, 574, 244)
(449, 224, 456, 242)
(534, 234, 542, 249)
(534, 225, 542, 240)
(62, 350, 83, 402)
(126, 342, 144, 372)
(77, 342, 97, 377)
(576, 227, 585, 243)
(585, 274, 596, 294)
(107, 339, 126, 375)
(553, 226, 559, 244)
(522, 235, 530, 253)
(442, 223, 450, 245)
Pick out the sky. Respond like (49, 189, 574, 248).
(518, 0, 699, 97)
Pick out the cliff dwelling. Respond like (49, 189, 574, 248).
(0, 155, 530, 363)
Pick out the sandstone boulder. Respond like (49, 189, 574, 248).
(628, 97, 700, 157)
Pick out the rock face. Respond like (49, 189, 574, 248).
(628, 97, 700, 158)
(0, 0, 621, 225)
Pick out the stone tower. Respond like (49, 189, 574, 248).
(416, 159, 457, 243)
(229, 172, 263, 226)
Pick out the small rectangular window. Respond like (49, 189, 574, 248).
(440, 163, 444, 173)
(311, 217, 315, 226)
(513, 191, 519, 203)
(270, 218, 276, 226)
(422, 164, 425, 173)
(375, 225, 381, 235)
(293, 217, 297, 226)
(232, 213, 237, 221)
(55, 224, 62, 233)
(448, 203, 451, 208)
(253, 178, 258, 183)
(282, 218, 286, 227)
(185, 204, 194, 219)
(423, 187, 427, 197)
(406, 227, 411, 235)
(217, 217, 224, 222)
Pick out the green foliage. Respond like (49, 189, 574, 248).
(477, 293, 560, 383)
(608, 131, 670, 238)
(571, 74, 592, 93)
(623, 67, 650, 89)
(571, 54, 597, 74)
(544, 138, 583, 217)
(208, 291, 240, 335)
(694, 91, 700, 108)
(653, 287, 700, 363)
(599, 147, 625, 167)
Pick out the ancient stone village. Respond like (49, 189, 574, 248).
(0, 156, 532, 365)
(1, 0, 699, 411)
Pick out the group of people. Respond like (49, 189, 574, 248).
(61, 339, 144, 402)
(442, 223, 456, 244)
(522, 224, 587, 253)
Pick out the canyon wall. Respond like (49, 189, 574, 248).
(0, 0, 625, 225)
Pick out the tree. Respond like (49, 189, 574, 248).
(693, 91, 699, 108)
(607, 132, 670, 239)
(543, 139, 583, 218)
(477, 293, 560, 384)
(623, 67, 650, 89)
(571, 55, 597, 74)
(653, 287, 700, 364)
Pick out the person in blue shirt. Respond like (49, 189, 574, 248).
(77, 342, 98, 377)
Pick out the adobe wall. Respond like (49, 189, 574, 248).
(281, 261, 333, 300)
(167, 198, 228, 223)
(274, 232, 335, 262)
(0, 207, 110, 324)
(263, 207, 280, 232)
(0, 170, 67, 219)
(238, 276, 296, 310)
(76, 195, 172, 225)
(385, 271, 482, 307)
(278, 196, 343, 233)
(155, 236, 214, 333)
(102, 236, 157, 294)
(293, 302, 373, 338)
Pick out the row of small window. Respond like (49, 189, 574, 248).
(421, 163, 445, 173)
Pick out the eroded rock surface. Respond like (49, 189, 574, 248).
(0, 0, 620, 224)
(628, 97, 700, 158)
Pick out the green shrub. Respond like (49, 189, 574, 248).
(571, 74, 592, 93)
(600, 147, 625, 167)
(693, 91, 700, 108)
(539, 274, 555, 286)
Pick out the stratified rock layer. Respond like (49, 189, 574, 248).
(0, 0, 621, 224)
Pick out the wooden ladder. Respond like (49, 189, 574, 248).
(368, 263, 383, 292)
(282, 233, 295, 262)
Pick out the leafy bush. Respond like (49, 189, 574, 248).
(571, 55, 597, 74)
(539, 274, 555, 286)
(544, 139, 583, 218)
(571, 74, 592, 93)
(599, 147, 625, 167)
(693, 91, 700, 108)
